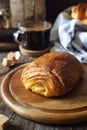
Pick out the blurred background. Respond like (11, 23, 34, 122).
(0, 0, 46, 50)
(0, 0, 46, 29)
(0, 0, 87, 28)
(0, 0, 87, 51)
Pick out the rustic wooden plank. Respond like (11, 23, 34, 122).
(10, 0, 24, 28)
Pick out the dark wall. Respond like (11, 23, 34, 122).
(46, 0, 87, 24)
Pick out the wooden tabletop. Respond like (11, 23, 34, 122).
(0, 51, 87, 130)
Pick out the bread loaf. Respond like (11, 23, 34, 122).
(71, 3, 87, 25)
(21, 52, 84, 97)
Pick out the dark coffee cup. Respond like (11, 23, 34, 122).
(13, 21, 52, 50)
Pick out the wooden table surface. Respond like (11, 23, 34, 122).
(0, 51, 87, 130)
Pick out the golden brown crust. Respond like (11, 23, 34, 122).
(21, 52, 84, 97)
(71, 3, 87, 25)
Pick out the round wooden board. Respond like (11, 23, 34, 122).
(1, 64, 87, 125)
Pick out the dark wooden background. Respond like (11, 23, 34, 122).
(46, 0, 87, 24)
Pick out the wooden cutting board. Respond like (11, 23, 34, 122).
(1, 64, 87, 125)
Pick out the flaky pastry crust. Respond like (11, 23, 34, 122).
(21, 52, 84, 97)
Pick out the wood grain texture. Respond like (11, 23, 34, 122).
(1, 64, 87, 125)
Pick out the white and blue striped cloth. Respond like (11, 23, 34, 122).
(50, 8, 87, 63)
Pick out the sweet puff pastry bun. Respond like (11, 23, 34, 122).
(21, 52, 84, 97)
(71, 3, 87, 25)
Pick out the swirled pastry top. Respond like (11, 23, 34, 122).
(71, 3, 87, 25)
(21, 52, 84, 97)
